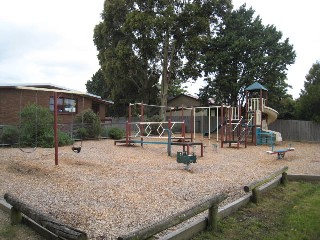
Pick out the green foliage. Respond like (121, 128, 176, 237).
(19, 104, 54, 148)
(0, 225, 18, 239)
(276, 96, 296, 120)
(200, 5, 296, 107)
(75, 109, 102, 139)
(193, 181, 320, 240)
(0, 126, 19, 145)
(106, 127, 125, 140)
(295, 61, 320, 122)
(86, 69, 110, 99)
(92, 0, 232, 116)
(19, 104, 73, 148)
(58, 132, 73, 146)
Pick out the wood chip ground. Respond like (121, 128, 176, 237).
(0, 137, 319, 239)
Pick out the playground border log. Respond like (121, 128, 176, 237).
(243, 166, 288, 203)
(118, 193, 227, 240)
(4, 193, 88, 240)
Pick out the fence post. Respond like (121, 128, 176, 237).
(10, 207, 22, 225)
(207, 204, 218, 231)
(281, 172, 288, 186)
(251, 188, 260, 204)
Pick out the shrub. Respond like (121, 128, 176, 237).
(75, 109, 101, 139)
(100, 127, 110, 138)
(0, 126, 19, 145)
(19, 104, 54, 148)
(58, 132, 73, 146)
(107, 127, 125, 140)
(19, 104, 73, 148)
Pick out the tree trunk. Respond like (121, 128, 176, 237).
(160, 31, 170, 120)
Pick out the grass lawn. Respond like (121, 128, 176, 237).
(193, 181, 320, 240)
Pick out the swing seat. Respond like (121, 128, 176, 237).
(72, 146, 81, 153)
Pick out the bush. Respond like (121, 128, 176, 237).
(58, 132, 73, 146)
(106, 127, 125, 140)
(19, 104, 54, 148)
(19, 104, 74, 148)
(100, 127, 109, 138)
(0, 126, 19, 145)
(75, 109, 101, 139)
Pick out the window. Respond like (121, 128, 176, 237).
(50, 97, 77, 113)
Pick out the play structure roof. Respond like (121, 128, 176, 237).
(245, 82, 268, 91)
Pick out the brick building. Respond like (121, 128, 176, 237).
(0, 84, 113, 126)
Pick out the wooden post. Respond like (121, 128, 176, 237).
(4, 193, 88, 240)
(125, 121, 129, 146)
(281, 172, 288, 186)
(251, 188, 260, 204)
(220, 105, 224, 148)
(140, 102, 144, 146)
(10, 207, 22, 225)
(191, 107, 194, 142)
(54, 91, 58, 165)
(207, 204, 218, 231)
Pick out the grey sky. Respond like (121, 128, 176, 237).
(0, 0, 319, 99)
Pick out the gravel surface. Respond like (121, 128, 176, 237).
(0, 137, 319, 239)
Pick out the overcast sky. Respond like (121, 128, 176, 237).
(0, 1, 319, 99)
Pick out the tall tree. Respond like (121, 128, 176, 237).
(200, 5, 296, 108)
(86, 69, 110, 99)
(295, 61, 320, 122)
(93, 0, 232, 118)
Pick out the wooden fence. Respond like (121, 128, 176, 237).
(269, 120, 320, 142)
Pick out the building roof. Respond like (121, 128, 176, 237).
(245, 82, 268, 91)
(0, 83, 114, 105)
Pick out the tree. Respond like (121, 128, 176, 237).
(86, 69, 110, 99)
(93, 0, 232, 118)
(200, 5, 296, 108)
(295, 61, 320, 122)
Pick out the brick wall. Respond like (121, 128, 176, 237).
(0, 88, 107, 126)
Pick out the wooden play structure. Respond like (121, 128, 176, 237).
(114, 102, 204, 157)
(219, 82, 282, 148)
(115, 82, 282, 153)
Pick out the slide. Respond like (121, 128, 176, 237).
(263, 106, 278, 125)
(262, 106, 282, 142)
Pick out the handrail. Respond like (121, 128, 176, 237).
(233, 116, 243, 131)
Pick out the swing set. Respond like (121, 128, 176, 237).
(14, 86, 87, 164)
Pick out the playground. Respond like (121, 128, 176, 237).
(0, 138, 319, 239)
